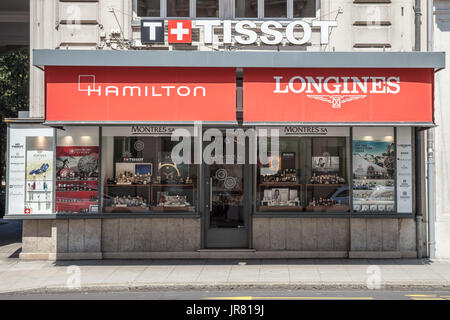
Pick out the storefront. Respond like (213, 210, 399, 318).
(4, 50, 444, 259)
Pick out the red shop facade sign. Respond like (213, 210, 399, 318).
(243, 68, 434, 124)
(45, 66, 236, 122)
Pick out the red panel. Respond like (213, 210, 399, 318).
(243, 68, 434, 123)
(46, 67, 236, 122)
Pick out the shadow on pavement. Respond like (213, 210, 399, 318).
(53, 257, 433, 268)
(0, 219, 22, 259)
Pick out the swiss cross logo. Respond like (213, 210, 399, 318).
(168, 20, 191, 43)
(24, 208, 31, 214)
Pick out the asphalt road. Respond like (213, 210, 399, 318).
(1, 289, 450, 300)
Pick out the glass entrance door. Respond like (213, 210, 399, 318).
(203, 134, 250, 248)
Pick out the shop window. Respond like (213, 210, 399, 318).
(235, 0, 258, 18)
(264, 0, 287, 18)
(167, 0, 190, 17)
(307, 137, 349, 212)
(293, 0, 316, 18)
(352, 127, 395, 213)
(102, 130, 197, 213)
(197, 0, 219, 17)
(55, 127, 100, 214)
(256, 128, 350, 213)
(137, 0, 161, 17)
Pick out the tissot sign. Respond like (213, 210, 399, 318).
(141, 19, 336, 45)
(45, 66, 236, 122)
(244, 68, 434, 123)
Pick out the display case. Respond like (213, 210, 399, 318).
(103, 184, 151, 213)
(305, 184, 349, 212)
(150, 183, 196, 212)
(259, 182, 303, 211)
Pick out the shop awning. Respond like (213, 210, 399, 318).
(35, 50, 444, 126)
(34, 50, 444, 69)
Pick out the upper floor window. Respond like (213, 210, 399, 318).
(136, 0, 316, 18)
(167, 0, 190, 17)
(264, 0, 287, 18)
(293, 0, 316, 18)
(137, 0, 160, 17)
(197, 0, 219, 17)
(235, 0, 258, 18)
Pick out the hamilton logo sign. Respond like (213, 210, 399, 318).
(273, 75, 401, 108)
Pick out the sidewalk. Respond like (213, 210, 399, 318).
(1, 255, 450, 294)
(1, 221, 450, 294)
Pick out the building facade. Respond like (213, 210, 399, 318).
(433, 0, 450, 259)
(4, 0, 447, 260)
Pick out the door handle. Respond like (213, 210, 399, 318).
(210, 177, 213, 212)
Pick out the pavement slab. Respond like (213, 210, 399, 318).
(0, 253, 450, 294)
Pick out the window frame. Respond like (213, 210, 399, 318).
(253, 126, 415, 218)
(133, 0, 318, 19)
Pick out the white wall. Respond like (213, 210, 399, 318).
(433, 0, 450, 259)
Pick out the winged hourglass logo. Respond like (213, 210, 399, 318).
(306, 95, 367, 108)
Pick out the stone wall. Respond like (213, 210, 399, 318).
(20, 217, 201, 260)
(252, 217, 417, 258)
(101, 218, 200, 253)
(20, 217, 416, 260)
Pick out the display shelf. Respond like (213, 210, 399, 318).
(259, 182, 302, 187)
(259, 206, 304, 212)
(103, 206, 150, 213)
(152, 183, 195, 187)
(105, 184, 150, 187)
(150, 206, 196, 212)
(56, 179, 98, 182)
(212, 188, 243, 193)
(56, 190, 97, 193)
(305, 205, 350, 212)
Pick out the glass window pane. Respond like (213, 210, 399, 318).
(235, 0, 258, 18)
(257, 137, 302, 212)
(137, 0, 160, 17)
(293, 0, 316, 18)
(352, 127, 396, 213)
(167, 0, 190, 17)
(56, 127, 100, 214)
(264, 0, 287, 18)
(307, 137, 349, 213)
(102, 133, 197, 213)
(196, 0, 219, 17)
(257, 129, 350, 213)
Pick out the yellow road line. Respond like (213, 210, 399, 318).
(405, 294, 437, 297)
(410, 298, 445, 300)
(206, 297, 375, 300)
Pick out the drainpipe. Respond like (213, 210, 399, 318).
(414, 0, 424, 259)
(427, 0, 436, 260)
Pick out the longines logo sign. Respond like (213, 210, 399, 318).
(141, 19, 337, 45)
(273, 75, 401, 108)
